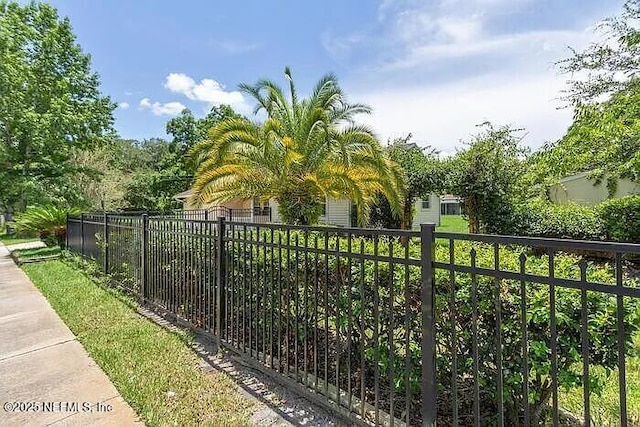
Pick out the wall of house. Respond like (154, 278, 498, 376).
(180, 194, 443, 230)
(268, 199, 281, 223)
(549, 174, 640, 206)
(411, 194, 441, 230)
(182, 198, 194, 211)
(319, 197, 351, 227)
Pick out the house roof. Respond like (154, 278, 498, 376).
(173, 189, 194, 201)
(557, 171, 593, 184)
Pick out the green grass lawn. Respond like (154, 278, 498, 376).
(12, 246, 61, 262)
(559, 334, 640, 426)
(0, 234, 41, 246)
(437, 215, 469, 233)
(22, 260, 255, 426)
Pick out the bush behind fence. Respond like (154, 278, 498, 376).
(66, 213, 640, 426)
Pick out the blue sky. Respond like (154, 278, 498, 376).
(48, 0, 623, 153)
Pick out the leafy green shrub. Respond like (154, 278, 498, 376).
(276, 189, 324, 225)
(10, 205, 81, 247)
(221, 229, 638, 424)
(517, 200, 606, 241)
(505, 196, 640, 243)
(89, 222, 639, 424)
(599, 195, 640, 243)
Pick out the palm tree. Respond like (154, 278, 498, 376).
(189, 67, 404, 225)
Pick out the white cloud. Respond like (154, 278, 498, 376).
(355, 71, 573, 152)
(139, 98, 186, 116)
(321, 32, 367, 60)
(385, 28, 592, 70)
(164, 73, 248, 112)
(117, 102, 130, 110)
(325, 0, 609, 152)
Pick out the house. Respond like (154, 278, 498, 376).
(174, 190, 440, 228)
(410, 194, 441, 230)
(440, 194, 462, 215)
(548, 172, 640, 206)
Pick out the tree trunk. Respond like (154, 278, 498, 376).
(399, 197, 412, 246)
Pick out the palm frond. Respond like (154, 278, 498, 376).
(189, 68, 407, 224)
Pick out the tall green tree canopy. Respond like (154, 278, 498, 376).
(530, 84, 640, 192)
(122, 105, 246, 211)
(189, 67, 404, 225)
(528, 0, 640, 194)
(166, 105, 242, 173)
(558, 0, 640, 105)
(0, 1, 114, 212)
(369, 134, 445, 229)
(448, 123, 527, 234)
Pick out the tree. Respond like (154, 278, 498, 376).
(121, 138, 187, 211)
(369, 134, 445, 229)
(69, 138, 148, 211)
(558, 0, 640, 105)
(448, 123, 527, 234)
(118, 105, 247, 211)
(0, 2, 115, 214)
(166, 105, 242, 173)
(529, 84, 640, 195)
(189, 68, 404, 225)
(532, 0, 640, 196)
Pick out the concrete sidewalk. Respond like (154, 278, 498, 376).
(0, 243, 142, 426)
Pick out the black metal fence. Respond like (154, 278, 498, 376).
(66, 213, 640, 426)
(158, 208, 271, 223)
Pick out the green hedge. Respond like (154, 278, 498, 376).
(600, 195, 640, 243)
(517, 200, 605, 241)
(217, 230, 638, 424)
(91, 223, 640, 424)
(505, 196, 640, 243)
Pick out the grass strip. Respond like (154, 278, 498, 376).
(0, 235, 41, 245)
(22, 259, 255, 427)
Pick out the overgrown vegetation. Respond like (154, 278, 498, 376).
(22, 258, 255, 426)
(368, 134, 445, 229)
(98, 222, 639, 425)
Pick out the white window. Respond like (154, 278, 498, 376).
(252, 198, 267, 215)
(421, 198, 431, 210)
(320, 198, 327, 216)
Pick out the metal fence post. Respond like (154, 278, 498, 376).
(421, 223, 437, 426)
(215, 216, 226, 346)
(80, 213, 85, 256)
(140, 214, 148, 303)
(103, 213, 109, 274)
(65, 213, 69, 249)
